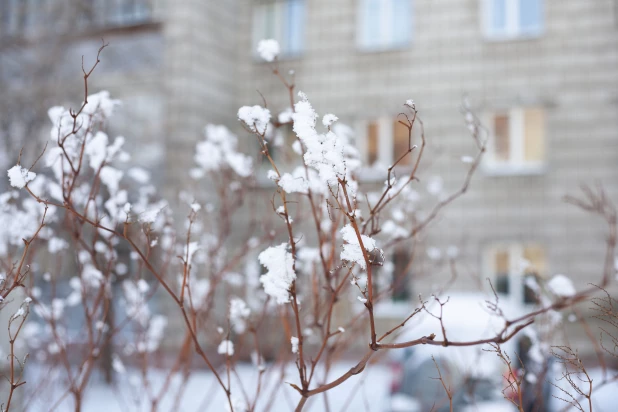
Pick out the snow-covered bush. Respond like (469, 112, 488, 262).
(0, 40, 616, 412)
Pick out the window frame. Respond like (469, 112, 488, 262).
(356, 116, 414, 180)
(252, 0, 306, 60)
(357, 0, 413, 52)
(482, 107, 547, 176)
(482, 0, 544, 41)
(483, 242, 545, 306)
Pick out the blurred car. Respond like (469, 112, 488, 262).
(387, 355, 517, 412)
(384, 293, 525, 412)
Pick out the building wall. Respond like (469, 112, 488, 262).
(231, 0, 618, 351)
(236, 0, 618, 291)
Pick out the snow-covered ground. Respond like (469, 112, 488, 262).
(24, 361, 392, 412)
(21, 360, 617, 411)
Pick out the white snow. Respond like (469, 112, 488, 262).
(290, 336, 299, 354)
(48, 237, 69, 254)
(257, 39, 280, 62)
(340, 224, 377, 269)
(258, 243, 296, 304)
(230, 298, 251, 334)
(217, 340, 235, 356)
(24, 361, 392, 412)
(426, 176, 443, 195)
(127, 167, 151, 184)
(238, 105, 271, 134)
(7, 165, 36, 189)
(278, 171, 309, 194)
(426, 247, 442, 261)
(292, 92, 360, 186)
(278, 108, 293, 124)
(195, 125, 253, 177)
(547, 274, 576, 297)
(322, 114, 338, 127)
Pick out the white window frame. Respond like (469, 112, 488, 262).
(483, 243, 544, 306)
(482, 0, 544, 40)
(356, 116, 413, 180)
(252, 0, 305, 60)
(357, 0, 413, 51)
(482, 107, 546, 176)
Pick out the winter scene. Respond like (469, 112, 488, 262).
(1, 1, 617, 411)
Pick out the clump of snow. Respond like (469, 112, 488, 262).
(278, 171, 309, 194)
(257, 39, 280, 62)
(547, 274, 576, 297)
(194, 125, 253, 177)
(238, 105, 271, 134)
(381, 220, 409, 240)
(340, 224, 377, 269)
(139, 205, 163, 224)
(322, 114, 338, 127)
(230, 298, 251, 334)
(405, 99, 415, 107)
(48, 237, 69, 254)
(292, 92, 360, 186)
(267, 170, 278, 181)
(258, 243, 296, 304)
(218, 340, 234, 356)
(278, 108, 293, 124)
(426, 176, 443, 195)
(426, 247, 442, 261)
(7, 165, 36, 189)
(99, 166, 123, 195)
(127, 167, 150, 184)
(290, 336, 299, 354)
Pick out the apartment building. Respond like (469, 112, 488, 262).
(236, 0, 618, 326)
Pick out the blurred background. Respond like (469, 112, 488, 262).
(1, 0, 618, 411)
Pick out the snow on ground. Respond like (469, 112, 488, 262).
(21, 359, 618, 411)
(24, 361, 391, 412)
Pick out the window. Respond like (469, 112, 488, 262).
(359, 117, 414, 171)
(390, 248, 412, 302)
(484, 107, 546, 174)
(358, 0, 412, 51)
(374, 248, 412, 317)
(1, 0, 153, 36)
(252, 0, 305, 58)
(484, 243, 546, 305)
(483, 0, 543, 39)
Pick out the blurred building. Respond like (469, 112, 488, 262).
(1, 0, 618, 356)
(237, 0, 618, 354)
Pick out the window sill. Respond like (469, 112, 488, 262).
(252, 52, 304, 63)
(483, 30, 544, 42)
(481, 163, 547, 177)
(356, 43, 412, 54)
